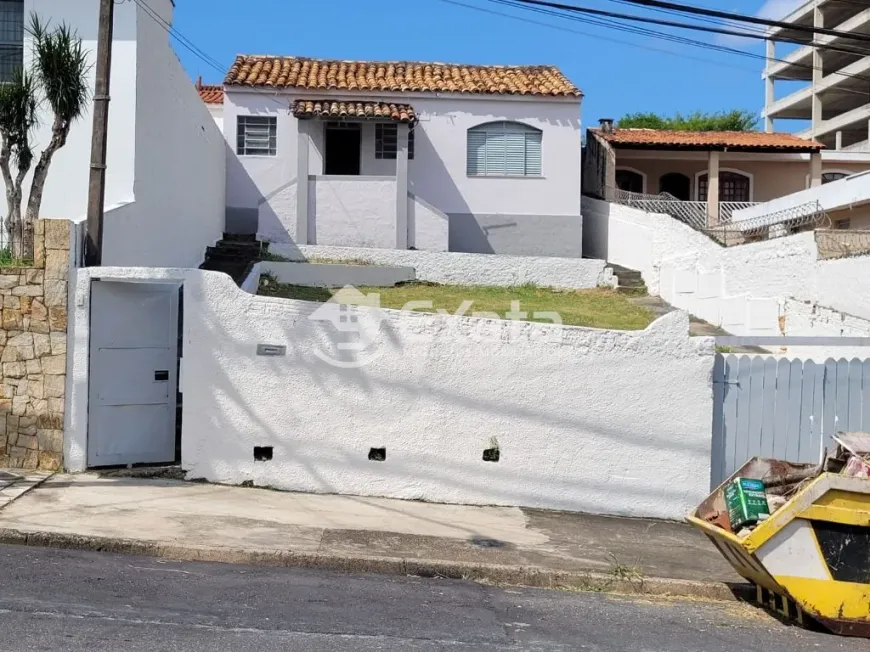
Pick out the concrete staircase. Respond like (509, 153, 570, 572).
(200, 234, 262, 285)
(606, 263, 647, 294)
(606, 263, 765, 352)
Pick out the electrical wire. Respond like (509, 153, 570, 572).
(129, 0, 291, 110)
(599, 0, 870, 44)
(482, 0, 870, 93)
(506, 0, 870, 59)
(436, 0, 765, 74)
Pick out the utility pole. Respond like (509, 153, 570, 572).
(85, 0, 115, 266)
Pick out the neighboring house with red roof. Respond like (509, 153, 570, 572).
(217, 55, 584, 257)
(583, 120, 870, 228)
(196, 78, 224, 131)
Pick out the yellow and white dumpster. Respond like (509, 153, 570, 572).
(688, 457, 870, 637)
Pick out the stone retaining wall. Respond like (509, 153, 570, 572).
(0, 219, 71, 470)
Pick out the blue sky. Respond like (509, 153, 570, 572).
(173, 0, 804, 130)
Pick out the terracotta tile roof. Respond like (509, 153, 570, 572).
(293, 100, 416, 123)
(197, 83, 224, 105)
(594, 128, 824, 151)
(225, 55, 581, 97)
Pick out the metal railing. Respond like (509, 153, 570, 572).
(608, 187, 830, 247)
(815, 228, 870, 260)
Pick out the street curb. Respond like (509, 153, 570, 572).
(0, 527, 753, 602)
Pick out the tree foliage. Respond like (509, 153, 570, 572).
(0, 14, 90, 258)
(616, 110, 759, 132)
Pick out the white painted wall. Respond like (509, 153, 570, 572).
(181, 272, 712, 519)
(223, 89, 581, 252)
(66, 267, 713, 519)
(9, 0, 224, 268)
(408, 193, 449, 252)
(12, 0, 138, 222)
(582, 196, 870, 347)
(311, 177, 397, 249)
(732, 170, 870, 221)
(269, 244, 613, 289)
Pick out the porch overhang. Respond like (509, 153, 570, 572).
(292, 99, 417, 123)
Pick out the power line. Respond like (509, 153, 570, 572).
(600, 0, 870, 44)
(509, 0, 870, 59)
(128, 0, 291, 110)
(483, 0, 870, 93)
(436, 0, 765, 75)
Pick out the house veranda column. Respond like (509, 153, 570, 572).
(395, 122, 409, 249)
(296, 118, 310, 244)
(809, 150, 823, 188)
(707, 150, 720, 226)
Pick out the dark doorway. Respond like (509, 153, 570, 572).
(659, 172, 691, 200)
(324, 123, 361, 175)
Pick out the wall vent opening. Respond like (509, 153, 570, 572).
(254, 446, 273, 461)
(483, 448, 500, 462)
(368, 447, 386, 462)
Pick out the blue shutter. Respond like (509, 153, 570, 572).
(467, 122, 542, 176)
(467, 130, 487, 175)
(524, 132, 542, 176)
(505, 133, 525, 175)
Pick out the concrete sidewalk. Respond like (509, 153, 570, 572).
(0, 473, 744, 598)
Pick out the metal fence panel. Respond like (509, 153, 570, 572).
(711, 354, 870, 487)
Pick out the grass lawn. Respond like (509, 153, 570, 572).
(259, 281, 654, 330)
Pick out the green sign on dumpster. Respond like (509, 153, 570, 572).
(725, 477, 770, 531)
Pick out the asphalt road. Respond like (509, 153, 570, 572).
(0, 545, 863, 652)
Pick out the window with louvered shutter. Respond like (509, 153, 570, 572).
(467, 122, 542, 177)
(237, 116, 277, 156)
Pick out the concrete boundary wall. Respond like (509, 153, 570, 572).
(582, 196, 870, 345)
(245, 261, 416, 290)
(268, 244, 613, 289)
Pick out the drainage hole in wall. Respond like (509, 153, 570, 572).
(483, 448, 500, 462)
(254, 446, 273, 462)
(368, 447, 386, 462)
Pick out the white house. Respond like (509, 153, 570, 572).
(222, 55, 584, 257)
(3, 0, 225, 268)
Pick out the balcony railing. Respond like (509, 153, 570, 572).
(608, 187, 830, 246)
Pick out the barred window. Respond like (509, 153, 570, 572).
(375, 123, 415, 160)
(237, 116, 277, 156)
(0, 0, 23, 84)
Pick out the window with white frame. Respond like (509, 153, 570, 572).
(237, 116, 277, 156)
(0, 0, 23, 84)
(467, 121, 542, 177)
(823, 171, 851, 184)
(375, 123, 415, 160)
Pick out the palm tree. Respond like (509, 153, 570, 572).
(0, 14, 89, 259)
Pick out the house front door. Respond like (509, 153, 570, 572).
(324, 123, 361, 175)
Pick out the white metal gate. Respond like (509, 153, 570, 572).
(87, 281, 179, 467)
(711, 354, 870, 487)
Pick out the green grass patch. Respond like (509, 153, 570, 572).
(259, 281, 654, 330)
(0, 246, 31, 268)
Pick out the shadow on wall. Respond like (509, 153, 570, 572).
(181, 273, 711, 518)
(409, 127, 491, 254)
(225, 141, 263, 236)
(581, 196, 610, 261)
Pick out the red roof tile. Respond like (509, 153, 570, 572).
(225, 55, 581, 97)
(594, 128, 824, 151)
(293, 100, 416, 123)
(198, 84, 224, 105)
